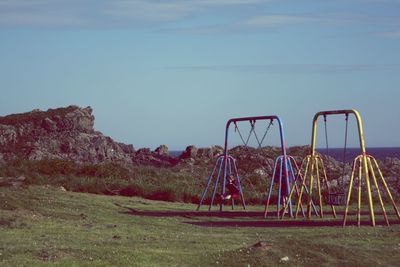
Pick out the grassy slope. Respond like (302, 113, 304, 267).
(1, 186, 400, 266)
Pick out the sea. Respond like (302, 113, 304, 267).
(169, 147, 400, 162)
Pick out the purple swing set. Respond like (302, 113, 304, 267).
(197, 115, 306, 216)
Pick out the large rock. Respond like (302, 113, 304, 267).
(0, 106, 173, 166)
(0, 106, 131, 164)
(154, 145, 169, 156)
(180, 145, 199, 159)
(0, 125, 17, 146)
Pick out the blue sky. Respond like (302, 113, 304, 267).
(0, 0, 399, 150)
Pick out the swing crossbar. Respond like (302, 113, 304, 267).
(224, 115, 286, 157)
(311, 110, 367, 156)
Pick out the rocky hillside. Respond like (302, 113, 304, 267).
(0, 106, 176, 166)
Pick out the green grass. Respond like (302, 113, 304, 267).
(1, 185, 400, 266)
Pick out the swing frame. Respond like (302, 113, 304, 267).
(197, 115, 298, 212)
(287, 109, 400, 226)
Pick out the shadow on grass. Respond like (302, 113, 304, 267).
(119, 204, 400, 228)
(186, 219, 400, 228)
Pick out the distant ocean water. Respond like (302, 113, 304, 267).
(169, 147, 400, 162)
(315, 147, 400, 162)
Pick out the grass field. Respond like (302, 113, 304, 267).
(1, 185, 400, 266)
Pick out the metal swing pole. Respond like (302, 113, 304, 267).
(264, 157, 279, 218)
(220, 115, 287, 212)
(197, 156, 223, 210)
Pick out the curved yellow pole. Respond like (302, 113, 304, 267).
(310, 109, 366, 155)
(310, 109, 375, 226)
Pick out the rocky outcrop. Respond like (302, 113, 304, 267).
(0, 106, 176, 166)
(179, 145, 224, 161)
(133, 147, 177, 167)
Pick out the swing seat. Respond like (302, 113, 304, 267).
(231, 193, 239, 199)
(327, 192, 347, 206)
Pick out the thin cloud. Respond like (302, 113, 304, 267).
(101, 1, 196, 23)
(378, 31, 400, 38)
(172, 64, 400, 74)
(0, 0, 267, 28)
(160, 14, 327, 34)
(1, 0, 399, 36)
(241, 15, 323, 28)
(161, 12, 400, 35)
(103, 0, 266, 23)
(0, 0, 93, 28)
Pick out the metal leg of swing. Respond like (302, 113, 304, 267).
(343, 157, 358, 227)
(293, 158, 319, 217)
(367, 157, 389, 226)
(283, 157, 294, 218)
(281, 179, 297, 219)
(315, 158, 324, 218)
(307, 157, 316, 219)
(295, 157, 310, 218)
(264, 157, 279, 218)
(232, 158, 246, 210)
(219, 157, 229, 212)
(287, 158, 301, 218)
(209, 159, 224, 211)
(287, 158, 304, 217)
(197, 157, 222, 211)
(362, 155, 375, 227)
(227, 158, 235, 210)
(297, 157, 319, 218)
(372, 157, 400, 221)
(281, 156, 300, 219)
(357, 158, 362, 227)
(277, 158, 284, 218)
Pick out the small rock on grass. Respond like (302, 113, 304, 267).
(280, 256, 289, 262)
(252, 241, 272, 251)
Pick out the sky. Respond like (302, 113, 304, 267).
(0, 0, 399, 150)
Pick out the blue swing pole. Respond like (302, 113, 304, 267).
(277, 158, 284, 217)
(209, 159, 224, 211)
(219, 155, 228, 212)
(288, 156, 304, 217)
(227, 157, 235, 210)
(197, 156, 223, 211)
(284, 156, 294, 217)
(231, 156, 246, 210)
(264, 157, 279, 218)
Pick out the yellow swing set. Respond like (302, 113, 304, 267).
(284, 109, 400, 227)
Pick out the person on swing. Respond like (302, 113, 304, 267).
(218, 174, 240, 202)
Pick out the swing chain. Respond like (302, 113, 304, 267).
(248, 120, 257, 146)
(234, 119, 274, 149)
(235, 122, 246, 147)
(324, 115, 329, 156)
(259, 119, 274, 149)
(339, 113, 349, 190)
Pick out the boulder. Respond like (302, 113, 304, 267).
(155, 145, 169, 156)
(0, 106, 132, 164)
(180, 145, 198, 159)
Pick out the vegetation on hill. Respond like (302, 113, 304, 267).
(1, 154, 399, 207)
